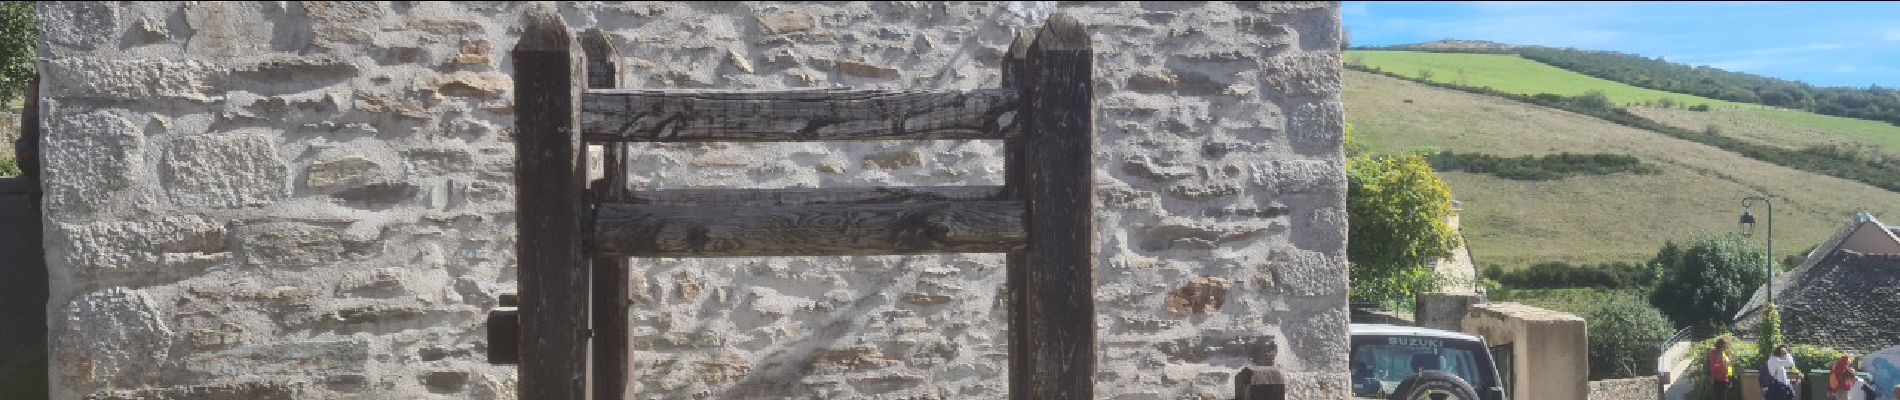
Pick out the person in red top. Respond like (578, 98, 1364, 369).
(1829, 355, 1853, 400)
(1709, 338, 1736, 400)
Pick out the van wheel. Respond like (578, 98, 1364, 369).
(1389, 370, 1481, 400)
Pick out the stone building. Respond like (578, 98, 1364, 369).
(35, 2, 1346, 399)
(1735, 212, 1900, 354)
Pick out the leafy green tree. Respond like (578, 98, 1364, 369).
(1647, 234, 1768, 331)
(1346, 124, 1461, 310)
(1587, 299, 1674, 379)
(0, 1, 33, 104)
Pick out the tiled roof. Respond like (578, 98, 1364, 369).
(1737, 250, 1900, 354)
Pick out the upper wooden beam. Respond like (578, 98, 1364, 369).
(580, 88, 1019, 142)
(510, 6, 590, 400)
(590, 201, 1026, 257)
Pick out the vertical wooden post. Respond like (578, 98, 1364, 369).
(512, 7, 589, 400)
(1001, 29, 1035, 400)
(580, 27, 634, 400)
(1017, 13, 1096, 399)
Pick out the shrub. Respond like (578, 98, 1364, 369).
(0, 157, 17, 178)
(1647, 235, 1768, 331)
(1587, 299, 1676, 379)
(1426, 151, 1658, 181)
(1688, 103, 1712, 112)
(1481, 261, 1650, 289)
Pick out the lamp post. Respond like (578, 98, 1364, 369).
(1740, 196, 1773, 305)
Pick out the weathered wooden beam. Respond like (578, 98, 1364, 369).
(617, 186, 1006, 206)
(590, 201, 1026, 257)
(580, 88, 1019, 142)
(510, 7, 589, 400)
(1001, 29, 1036, 400)
(1018, 14, 1097, 400)
(580, 27, 633, 400)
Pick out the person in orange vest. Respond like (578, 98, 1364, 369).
(1708, 338, 1736, 400)
(1830, 355, 1854, 400)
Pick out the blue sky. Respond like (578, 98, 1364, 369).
(1342, 1, 1900, 88)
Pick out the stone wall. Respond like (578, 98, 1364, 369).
(1588, 376, 1659, 400)
(36, 2, 1345, 399)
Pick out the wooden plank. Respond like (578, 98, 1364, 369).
(590, 201, 1027, 257)
(511, 7, 590, 400)
(1018, 14, 1096, 400)
(1001, 29, 1035, 400)
(580, 27, 633, 400)
(580, 88, 1019, 142)
(618, 186, 1005, 206)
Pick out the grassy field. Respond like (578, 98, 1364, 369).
(1348, 50, 1900, 154)
(1345, 69, 1900, 267)
(1489, 288, 1642, 316)
(1630, 106, 1900, 152)
(1346, 50, 1751, 109)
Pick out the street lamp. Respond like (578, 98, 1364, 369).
(1740, 196, 1773, 305)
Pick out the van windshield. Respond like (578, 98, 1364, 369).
(1350, 336, 1489, 397)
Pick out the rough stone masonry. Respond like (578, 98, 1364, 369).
(35, 1, 1344, 399)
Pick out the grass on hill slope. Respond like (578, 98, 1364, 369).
(1344, 70, 1900, 267)
(1346, 50, 1750, 109)
(1630, 106, 1900, 152)
(1349, 50, 1900, 156)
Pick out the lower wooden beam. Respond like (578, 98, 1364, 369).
(590, 201, 1026, 257)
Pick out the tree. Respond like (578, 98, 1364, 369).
(1587, 299, 1674, 379)
(1346, 124, 1461, 310)
(0, 1, 32, 104)
(1418, 68, 1435, 82)
(1647, 234, 1768, 331)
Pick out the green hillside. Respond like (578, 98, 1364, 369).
(1346, 50, 1749, 108)
(1344, 69, 1900, 267)
(1347, 50, 1900, 155)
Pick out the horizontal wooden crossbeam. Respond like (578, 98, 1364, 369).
(616, 185, 1005, 206)
(580, 88, 1018, 142)
(590, 200, 1025, 257)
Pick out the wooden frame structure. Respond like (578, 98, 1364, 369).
(490, 8, 1096, 399)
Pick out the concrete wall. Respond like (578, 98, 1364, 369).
(1463, 303, 1589, 400)
(36, 1, 1347, 399)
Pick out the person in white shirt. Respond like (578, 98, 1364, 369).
(1766, 345, 1801, 400)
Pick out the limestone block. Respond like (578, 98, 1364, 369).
(53, 288, 173, 392)
(417, 71, 512, 99)
(41, 109, 144, 214)
(1164, 276, 1230, 314)
(1264, 51, 1343, 97)
(1286, 101, 1344, 156)
(42, 59, 223, 101)
(85, 382, 303, 400)
(236, 222, 355, 269)
(838, 60, 901, 79)
(39, 2, 121, 50)
(182, 340, 370, 378)
(161, 133, 289, 208)
(303, 1, 386, 23)
(184, 2, 274, 57)
(1265, 247, 1345, 297)
(403, 148, 476, 176)
(1249, 159, 1344, 195)
(757, 9, 816, 35)
(53, 215, 228, 276)
(304, 156, 383, 189)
